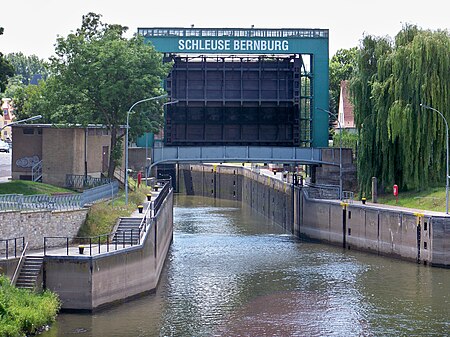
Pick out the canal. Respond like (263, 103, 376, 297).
(42, 195, 449, 336)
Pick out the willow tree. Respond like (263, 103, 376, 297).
(351, 25, 450, 195)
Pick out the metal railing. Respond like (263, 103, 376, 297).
(10, 242, 28, 285)
(44, 227, 149, 256)
(80, 181, 119, 206)
(32, 160, 42, 182)
(66, 174, 112, 190)
(0, 181, 119, 212)
(153, 180, 171, 216)
(0, 237, 25, 259)
(42, 178, 172, 257)
(303, 182, 340, 200)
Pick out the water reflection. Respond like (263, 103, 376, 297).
(42, 195, 449, 337)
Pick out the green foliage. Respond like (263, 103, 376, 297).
(332, 130, 358, 154)
(78, 183, 152, 238)
(0, 276, 60, 337)
(351, 25, 450, 196)
(5, 53, 49, 85)
(0, 180, 73, 196)
(329, 47, 358, 114)
(23, 13, 172, 178)
(0, 27, 15, 93)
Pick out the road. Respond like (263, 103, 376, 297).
(0, 151, 11, 182)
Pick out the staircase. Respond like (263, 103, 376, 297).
(112, 217, 142, 245)
(32, 160, 43, 182)
(15, 256, 43, 290)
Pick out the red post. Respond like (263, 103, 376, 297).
(393, 184, 398, 204)
(137, 171, 142, 188)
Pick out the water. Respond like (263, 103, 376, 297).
(41, 195, 450, 337)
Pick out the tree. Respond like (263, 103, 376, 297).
(329, 47, 357, 114)
(44, 13, 171, 178)
(0, 27, 15, 93)
(351, 25, 450, 195)
(6, 52, 49, 85)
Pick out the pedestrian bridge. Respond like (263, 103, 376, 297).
(150, 145, 336, 168)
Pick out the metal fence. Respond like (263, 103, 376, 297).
(303, 182, 340, 200)
(66, 174, 112, 190)
(0, 237, 25, 259)
(0, 181, 119, 212)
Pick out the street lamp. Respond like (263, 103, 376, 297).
(144, 99, 179, 185)
(125, 94, 168, 205)
(1, 115, 43, 132)
(420, 103, 449, 214)
(316, 107, 342, 200)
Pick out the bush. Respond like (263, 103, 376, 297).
(0, 276, 60, 336)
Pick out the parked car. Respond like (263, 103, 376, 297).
(0, 140, 10, 153)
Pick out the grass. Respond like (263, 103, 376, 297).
(0, 276, 60, 337)
(77, 183, 152, 238)
(375, 187, 447, 213)
(0, 180, 73, 196)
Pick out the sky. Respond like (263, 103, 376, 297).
(1, 0, 449, 59)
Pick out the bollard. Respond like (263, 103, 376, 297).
(146, 194, 152, 201)
(78, 245, 85, 254)
(138, 205, 144, 213)
(362, 197, 366, 205)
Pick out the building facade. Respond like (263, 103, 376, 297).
(11, 124, 124, 187)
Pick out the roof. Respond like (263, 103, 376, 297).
(12, 124, 125, 129)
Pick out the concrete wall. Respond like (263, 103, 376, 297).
(11, 126, 43, 180)
(44, 190, 173, 311)
(178, 164, 449, 268)
(0, 208, 89, 250)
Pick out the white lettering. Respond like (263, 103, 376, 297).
(178, 39, 289, 52)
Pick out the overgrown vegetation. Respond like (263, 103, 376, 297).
(0, 276, 60, 337)
(0, 180, 73, 195)
(78, 182, 152, 238)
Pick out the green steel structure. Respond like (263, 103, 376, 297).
(138, 27, 329, 148)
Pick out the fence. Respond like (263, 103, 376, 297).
(0, 237, 25, 259)
(42, 179, 171, 257)
(303, 182, 340, 200)
(0, 181, 119, 212)
(66, 174, 112, 190)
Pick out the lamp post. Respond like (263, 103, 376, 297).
(316, 107, 342, 200)
(144, 99, 178, 186)
(420, 103, 449, 214)
(125, 94, 168, 205)
(0, 115, 43, 132)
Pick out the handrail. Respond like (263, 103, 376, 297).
(0, 236, 25, 259)
(10, 241, 28, 286)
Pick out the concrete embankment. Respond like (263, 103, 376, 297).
(0, 184, 174, 311)
(178, 164, 450, 268)
(44, 189, 173, 311)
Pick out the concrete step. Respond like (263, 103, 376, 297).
(15, 256, 43, 290)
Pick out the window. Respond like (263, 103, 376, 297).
(23, 128, 34, 135)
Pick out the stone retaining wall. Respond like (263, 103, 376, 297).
(0, 208, 89, 250)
